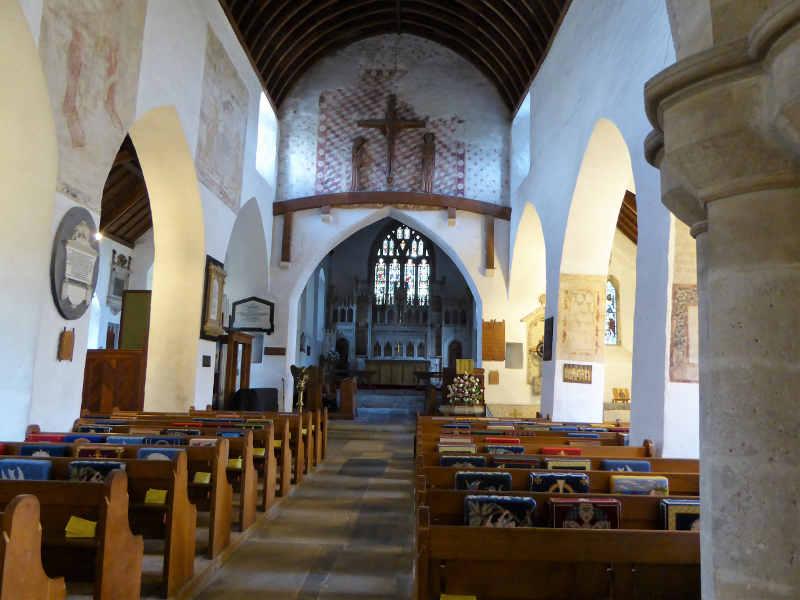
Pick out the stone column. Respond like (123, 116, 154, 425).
(645, 4, 800, 598)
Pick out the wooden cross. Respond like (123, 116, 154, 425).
(357, 94, 426, 184)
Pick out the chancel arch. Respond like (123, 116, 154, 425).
(551, 118, 636, 423)
(273, 206, 485, 408)
(293, 216, 476, 393)
(296, 218, 477, 386)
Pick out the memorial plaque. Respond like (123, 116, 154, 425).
(50, 207, 100, 320)
(231, 296, 275, 334)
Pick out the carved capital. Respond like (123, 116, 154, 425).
(644, 1, 800, 226)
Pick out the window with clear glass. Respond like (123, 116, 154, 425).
(605, 278, 619, 345)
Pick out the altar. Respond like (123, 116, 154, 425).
(364, 359, 429, 387)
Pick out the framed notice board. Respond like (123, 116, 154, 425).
(482, 320, 506, 361)
(119, 290, 151, 350)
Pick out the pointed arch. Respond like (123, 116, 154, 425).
(225, 197, 269, 305)
(130, 106, 205, 412)
(551, 118, 636, 423)
(275, 206, 485, 409)
(561, 119, 634, 277)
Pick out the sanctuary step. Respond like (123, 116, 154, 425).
(356, 390, 426, 423)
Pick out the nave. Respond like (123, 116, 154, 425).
(196, 417, 415, 600)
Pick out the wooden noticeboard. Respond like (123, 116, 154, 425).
(119, 290, 151, 350)
(482, 320, 505, 361)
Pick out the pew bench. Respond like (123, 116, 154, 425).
(416, 467, 701, 497)
(0, 471, 143, 600)
(8, 437, 233, 561)
(0, 452, 196, 597)
(417, 515, 700, 600)
(0, 494, 66, 600)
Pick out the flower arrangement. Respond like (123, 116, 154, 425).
(447, 374, 482, 405)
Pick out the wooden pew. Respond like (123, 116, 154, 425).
(0, 471, 143, 600)
(0, 495, 66, 600)
(40, 455, 196, 597)
(416, 467, 701, 497)
(423, 489, 698, 530)
(417, 512, 700, 600)
(417, 451, 699, 472)
(181, 440, 233, 559)
(12, 437, 233, 562)
(224, 432, 257, 530)
(60, 413, 286, 507)
(78, 409, 308, 491)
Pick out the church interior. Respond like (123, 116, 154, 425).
(0, 0, 798, 598)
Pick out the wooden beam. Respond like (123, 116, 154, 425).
(271, 18, 517, 109)
(280, 212, 293, 265)
(485, 216, 495, 271)
(513, 0, 572, 117)
(265, 5, 395, 90)
(217, 0, 279, 114)
(100, 179, 148, 230)
(273, 192, 511, 220)
(112, 149, 137, 168)
(320, 204, 331, 223)
(447, 206, 457, 226)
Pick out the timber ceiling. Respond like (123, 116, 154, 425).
(616, 190, 637, 245)
(100, 136, 152, 248)
(220, 0, 571, 111)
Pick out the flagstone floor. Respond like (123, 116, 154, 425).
(193, 411, 416, 600)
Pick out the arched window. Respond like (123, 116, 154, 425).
(373, 342, 381, 357)
(406, 342, 415, 357)
(373, 222, 432, 306)
(605, 278, 619, 345)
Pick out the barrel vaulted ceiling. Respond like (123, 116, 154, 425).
(219, 0, 571, 111)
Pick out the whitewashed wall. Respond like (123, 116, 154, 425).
(509, 0, 695, 454)
(12, 0, 277, 431)
(605, 230, 637, 403)
(277, 34, 509, 204)
(269, 206, 510, 408)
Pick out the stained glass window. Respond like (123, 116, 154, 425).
(605, 278, 618, 345)
(404, 260, 416, 303)
(388, 259, 401, 304)
(373, 223, 433, 306)
(418, 259, 430, 306)
(374, 259, 387, 305)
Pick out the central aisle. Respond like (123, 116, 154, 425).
(195, 415, 416, 599)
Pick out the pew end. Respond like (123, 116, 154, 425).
(0, 495, 66, 600)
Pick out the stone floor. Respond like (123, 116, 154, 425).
(193, 409, 415, 599)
